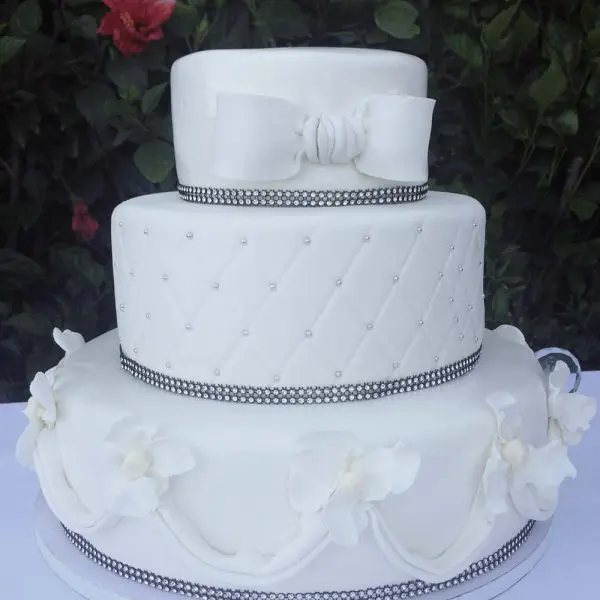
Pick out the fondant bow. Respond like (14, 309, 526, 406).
(212, 93, 435, 183)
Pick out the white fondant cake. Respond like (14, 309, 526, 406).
(112, 192, 484, 386)
(17, 48, 596, 599)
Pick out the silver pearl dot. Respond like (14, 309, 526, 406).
(242, 329, 250, 337)
(305, 329, 313, 338)
(145, 313, 151, 320)
(335, 278, 343, 287)
(212, 282, 220, 290)
(459, 334, 465, 340)
(393, 274, 399, 282)
(241, 238, 248, 246)
(303, 237, 311, 245)
(454, 316, 459, 323)
(269, 283, 277, 291)
(418, 320, 424, 326)
(475, 336, 479, 343)
(119, 303, 126, 311)
(133, 347, 138, 354)
(393, 362, 400, 369)
(143, 228, 149, 235)
(273, 375, 280, 383)
(185, 322, 193, 331)
(214, 368, 221, 376)
(468, 303, 473, 310)
(481, 293, 485, 299)
(166, 361, 172, 369)
(450, 297, 454, 303)
(118, 221, 123, 227)
(185, 232, 194, 239)
(439, 272, 444, 279)
(417, 226, 423, 233)
(335, 370, 342, 378)
(366, 323, 374, 330)
(434, 356, 440, 362)
(450, 244, 455, 251)
(363, 234, 371, 243)
(472, 222, 477, 228)
(162, 274, 169, 281)
(459, 266, 464, 272)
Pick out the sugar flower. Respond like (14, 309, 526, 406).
(104, 417, 195, 517)
(289, 431, 420, 546)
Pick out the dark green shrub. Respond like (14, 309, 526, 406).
(1, 0, 598, 401)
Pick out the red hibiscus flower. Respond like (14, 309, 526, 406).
(72, 202, 100, 242)
(97, 0, 175, 57)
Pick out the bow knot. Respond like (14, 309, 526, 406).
(212, 92, 435, 183)
(301, 114, 366, 166)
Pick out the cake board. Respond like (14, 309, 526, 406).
(35, 498, 552, 600)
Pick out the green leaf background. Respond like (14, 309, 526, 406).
(1, 0, 599, 401)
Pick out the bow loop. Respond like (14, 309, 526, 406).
(212, 92, 434, 183)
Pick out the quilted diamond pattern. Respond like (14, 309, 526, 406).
(112, 191, 485, 387)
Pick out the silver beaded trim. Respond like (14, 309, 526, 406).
(120, 347, 482, 405)
(62, 521, 534, 599)
(177, 184, 428, 207)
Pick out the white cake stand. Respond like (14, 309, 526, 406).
(35, 498, 552, 600)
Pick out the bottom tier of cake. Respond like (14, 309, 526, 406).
(19, 326, 588, 595)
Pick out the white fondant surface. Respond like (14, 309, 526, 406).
(35, 498, 553, 600)
(112, 191, 485, 387)
(171, 48, 429, 189)
(33, 327, 549, 592)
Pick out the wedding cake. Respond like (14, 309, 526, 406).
(17, 48, 596, 599)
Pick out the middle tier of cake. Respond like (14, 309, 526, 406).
(112, 191, 485, 387)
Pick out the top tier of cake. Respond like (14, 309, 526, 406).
(171, 48, 432, 190)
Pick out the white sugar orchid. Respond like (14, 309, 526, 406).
(289, 432, 421, 546)
(104, 418, 195, 517)
(493, 325, 529, 348)
(483, 392, 576, 522)
(547, 361, 596, 446)
(15, 328, 85, 468)
(52, 327, 85, 356)
(15, 372, 58, 468)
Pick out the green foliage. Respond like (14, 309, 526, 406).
(1, 0, 598, 402)
(435, 0, 600, 367)
(374, 1, 420, 40)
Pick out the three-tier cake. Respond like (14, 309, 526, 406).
(17, 48, 596, 600)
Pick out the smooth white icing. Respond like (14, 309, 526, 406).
(32, 327, 552, 591)
(112, 191, 485, 387)
(171, 48, 430, 189)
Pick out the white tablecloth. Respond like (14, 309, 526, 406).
(1, 375, 599, 599)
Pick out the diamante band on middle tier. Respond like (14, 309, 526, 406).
(177, 183, 428, 207)
(63, 520, 535, 599)
(120, 346, 482, 404)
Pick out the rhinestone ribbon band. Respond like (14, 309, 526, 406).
(120, 346, 482, 405)
(177, 183, 428, 207)
(63, 521, 535, 599)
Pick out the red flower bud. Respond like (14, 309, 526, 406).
(72, 201, 100, 242)
(97, 0, 176, 57)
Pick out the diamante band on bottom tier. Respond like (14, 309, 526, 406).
(120, 346, 482, 404)
(63, 521, 535, 599)
(177, 183, 429, 207)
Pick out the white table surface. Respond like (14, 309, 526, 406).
(1, 375, 599, 599)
